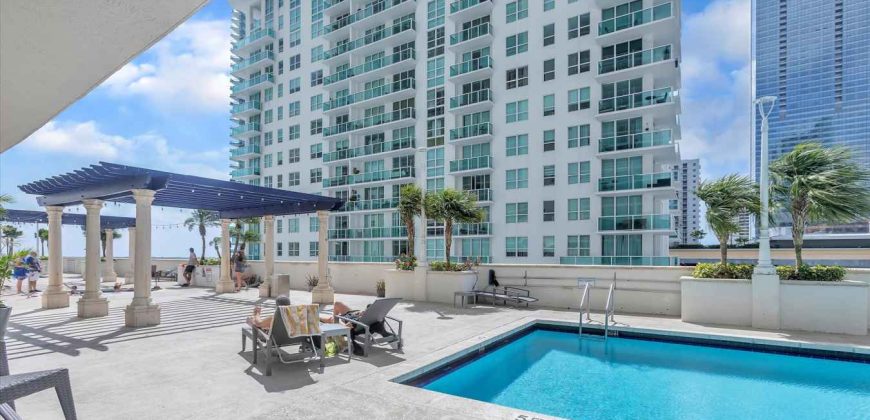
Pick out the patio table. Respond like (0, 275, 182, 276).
(319, 323, 352, 361)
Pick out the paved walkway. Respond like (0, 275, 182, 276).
(2, 277, 868, 419)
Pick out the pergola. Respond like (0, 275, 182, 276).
(18, 162, 343, 327)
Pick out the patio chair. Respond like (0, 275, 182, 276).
(473, 270, 538, 307)
(0, 342, 77, 420)
(241, 305, 323, 376)
(336, 298, 403, 357)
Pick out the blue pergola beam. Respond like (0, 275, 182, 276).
(0, 209, 137, 229)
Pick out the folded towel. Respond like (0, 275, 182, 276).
(279, 304, 322, 337)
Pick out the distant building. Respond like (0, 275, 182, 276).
(672, 159, 700, 245)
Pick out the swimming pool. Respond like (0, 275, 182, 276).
(402, 325, 870, 420)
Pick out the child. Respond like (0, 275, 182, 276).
(13, 258, 28, 295)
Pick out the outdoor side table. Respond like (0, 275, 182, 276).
(319, 323, 352, 361)
(454, 291, 477, 308)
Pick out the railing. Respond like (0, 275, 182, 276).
(598, 45, 672, 74)
(598, 130, 671, 153)
(323, 138, 415, 163)
(449, 155, 492, 172)
(324, 50, 415, 86)
(230, 167, 260, 178)
(232, 27, 275, 52)
(598, 87, 673, 114)
(598, 2, 672, 36)
(559, 256, 678, 266)
(604, 282, 616, 338)
(322, 167, 415, 187)
(322, 79, 415, 112)
(230, 122, 261, 137)
(449, 89, 492, 109)
(598, 172, 672, 192)
(231, 74, 274, 94)
(230, 144, 261, 157)
(450, 122, 492, 141)
(231, 101, 262, 115)
(328, 226, 407, 239)
(329, 255, 396, 263)
(449, 56, 492, 77)
(322, 108, 415, 137)
(335, 197, 399, 212)
(598, 214, 671, 231)
(450, 0, 490, 14)
(449, 23, 492, 45)
(231, 50, 274, 73)
(323, 20, 415, 60)
(454, 222, 492, 236)
(465, 188, 492, 202)
(578, 280, 592, 335)
(322, 0, 411, 35)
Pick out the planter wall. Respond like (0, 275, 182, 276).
(681, 277, 752, 327)
(175, 265, 220, 287)
(426, 271, 478, 304)
(384, 269, 415, 299)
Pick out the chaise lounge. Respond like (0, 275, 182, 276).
(241, 305, 323, 376)
(335, 298, 403, 357)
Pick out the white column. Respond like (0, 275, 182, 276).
(102, 228, 118, 283)
(752, 97, 780, 330)
(260, 215, 275, 297)
(311, 210, 334, 304)
(41, 206, 69, 309)
(215, 219, 235, 293)
(125, 189, 160, 327)
(78, 199, 108, 318)
(126, 227, 136, 284)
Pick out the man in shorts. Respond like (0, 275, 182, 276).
(182, 248, 197, 287)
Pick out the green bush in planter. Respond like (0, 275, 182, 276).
(776, 265, 845, 281)
(692, 263, 755, 279)
(429, 260, 474, 272)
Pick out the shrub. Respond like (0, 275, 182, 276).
(200, 257, 221, 266)
(692, 263, 755, 279)
(428, 260, 475, 272)
(776, 265, 845, 281)
(393, 255, 417, 271)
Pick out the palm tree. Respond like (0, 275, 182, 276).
(184, 210, 220, 263)
(689, 229, 706, 242)
(424, 189, 485, 267)
(770, 143, 870, 268)
(695, 175, 760, 264)
(230, 217, 260, 256)
(1, 225, 23, 257)
(397, 184, 423, 257)
(0, 194, 13, 219)
(37, 228, 49, 256)
(78, 227, 122, 257)
(210, 236, 222, 260)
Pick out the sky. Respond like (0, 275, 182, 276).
(0, 0, 750, 255)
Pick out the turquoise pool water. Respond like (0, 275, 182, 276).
(419, 329, 870, 420)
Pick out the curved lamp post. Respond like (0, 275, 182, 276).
(752, 95, 779, 329)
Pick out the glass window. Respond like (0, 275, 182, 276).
(310, 168, 322, 183)
(544, 0, 555, 11)
(506, 32, 528, 56)
(568, 124, 590, 148)
(543, 94, 555, 116)
(288, 172, 300, 186)
(543, 23, 555, 46)
(310, 143, 322, 159)
(568, 161, 591, 184)
(506, 0, 528, 23)
(506, 100, 528, 123)
(568, 87, 591, 111)
(568, 50, 590, 75)
(543, 129, 556, 151)
(568, 198, 590, 220)
(568, 13, 590, 39)
(543, 59, 555, 81)
(506, 168, 528, 189)
(567, 235, 590, 256)
(543, 200, 555, 222)
(543, 235, 555, 257)
(427, 0, 445, 28)
(288, 218, 299, 233)
(506, 66, 528, 89)
(506, 236, 528, 257)
(287, 242, 299, 257)
(543, 165, 556, 186)
(506, 134, 528, 156)
(506, 202, 528, 223)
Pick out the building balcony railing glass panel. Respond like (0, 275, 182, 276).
(324, 50, 415, 86)
(231, 74, 274, 95)
(598, 45, 672, 74)
(335, 197, 400, 212)
(323, 79, 415, 112)
(322, 167, 415, 187)
(328, 226, 407, 239)
(449, 89, 492, 109)
(449, 23, 492, 46)
(449, 156, 492, 173)
(322, 108, 415, 137)
(322, 138, 415, 163)
(231, 50, 275, 74)
(450, 122, 493, 141)
(454, 222, 492, 236)
(230, 122, 261, 138)
(231, 27, 275, 53)
(598, 3, 672, 36)
(559, 256, 678, 266)
(230, 101, 262, 116)
(230, 167, 260, 178)
(598, 87, 673, 114)
(322, 0, 411, 35)
(598, 214, 671, 231)
(465, 189, 492, 202)
(598, 130, 672, 153)
(323, 20, 415, 60)
(230, 144, 261, 158)
(328, 255, 396, 263)
(597, 172, 673, 192)
(449, 56, 492, 77)
(450, 0, 490, 14)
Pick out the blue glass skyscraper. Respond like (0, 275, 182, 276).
(754, 0, 870, 235)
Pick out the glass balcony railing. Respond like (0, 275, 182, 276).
(449, 156, 492, 172)
(598, 130, 672, 153)
(450, 0, 490, 14)
(335, 197, 400, 212)
(324, 50, 415, 86)
(323, 167, 415, 187)
(323, 0, 411, 35)
(231, 27, 275, 52)
(231, 101, 261, 116)
(231, 51, 274, 73)
(328, 226, 407, 239)
(450, 122, 492, 141)
(598, 214, 671, 231)
(323, 79, 415, 112)
(230, 167, 260, 178)
(230, 122, 261, 137)
(230, 144, 261, 158)
(454, 222, 492, 236)
(231, 74, 274, 95)
(323, 20, 415, 60)
(322, 108, 415, 137)
(560, 256, 678, 266)
(598, 3, 673, 36)
(598, 172, 673, 192)
(598, 87, 673, 114)
(449, 89, 492, 109)
(450, 23, 492, 45)
(449, 56, 492, 77)
(322, 138, 415, 163)
(451, 255, 492, 264)
(465, 188, 492, 202)
(598, 45, 672, 74)
(328, 255, 396, 263)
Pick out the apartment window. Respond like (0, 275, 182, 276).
(264, 109, 273, 124)
(543, 24, 555, 46)
(427, 147, 444, 178)
(288, 54, 301, 71)
(264, 154, 273, 168)
(282, 242, 297, 257)
(543, 59, 555, 81)
(276, 219, 283, 234)
(568, 161, 591, 184)
(506, 32, 528, 56)
(276, 242, 283, 257)
(543, 236, 555, 257)
(288, 172, 300, 186)
(568, 13, 591, 39)
(288, 218, 299, 233)
(427, 118, 445, 147)
(427, 0, 445, 28)
(506, 66, 528, 89)
(309, 216, 319, 233)
(264, 131, 273, 146)
(543, 95, 555, 116)
(506, 100, 528, 123)
(568, 198, 590, 220)
(310, 119, 322, 135)
(543, 165, 556, 186)
(277, 151, 284, 166)
(568, 235, 591, 256)
(568, 124, 590, 148)
(289, 125, 301, 140)
(311, 45, 323, 62)
(278, 61, 284, 75)
(427, 88, 444, 117)
(288, 78, 301, 94)
(568, 88, 591, 111)
(505, 236, 528, 257)
(427, 57, 445, 88)
(506, 202, 528, 224)
(309, 242, 318, 257)
(506, 134, 528, 156)
(544, 0, 555, 11)
(277, 83, 284, 98)
(543, 130, 556, 151)
(288, 101, 300, 117)
(277, 128, 284, 143)
(506, 169, 528, 189)
(285, 148, 298, 163)
(506, 0, 528, 23)
(310, 168, 322, 184)
(568, 51, 590, 75)
(263, 175, 273, 188)
(264, 87, 273, 102)
(310, 143, 322, 159)
(427, 27, 445, 58)
(276, 174, 284, 188)
(310, 70, 323, 86)
(310, 94, 322, 111)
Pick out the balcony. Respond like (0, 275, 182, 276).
(231, 27, 275, 55)
(449, 56, 493, 84)
(464, 188, 492, 202)
(598, 129, 675, 159)
(322, 0, 415, 40)
(323, 50, 416, 88)
(335, 197, 399, 212)
(450, 122, 493, 144)
(323, 167, 415, 188)
(230, 122, 261, 140)
(598, 214, 672, 232)
(328, 226, 407, 240)
(323, 79, 416, 113)
(454, 222, 492, 236)
(229, 144, 261, 161)
(323, 20, 415, 64)
(230, 50, 275, 78)
(449, 156, 492, 175)
(559, 256, 678, 266)
(449, 89, 492, 113)
(323, 138, 415, 164)
(328, 255, 396, 263)
(323, 0, 350, 17)
(449, 0, 493, 20)
(449, 23, 493, 51)
(230, 101, 262, 119)
(597, 44, 674, 83)
(230, 166, 260, 179)
(231, 74, 274, 97)
(597, 3, 675, 44)
(322, 108, 416, 138)
(597, 172, 674, 194)
(596, 87, 675, 119)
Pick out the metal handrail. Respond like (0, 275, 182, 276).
(604, 280, 615, 337)
(578, 280, 591, 335)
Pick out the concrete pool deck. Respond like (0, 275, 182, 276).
(2, 276, 869, 419)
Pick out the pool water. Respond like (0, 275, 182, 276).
(419, 329, 870, 420)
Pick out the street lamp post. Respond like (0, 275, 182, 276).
(751, 95, 779, 329)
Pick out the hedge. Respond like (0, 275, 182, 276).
(692, 263, 845, 281)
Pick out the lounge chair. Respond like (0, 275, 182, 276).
(241, 305, 323, 376)
(0, 342, 77, 420)
(473, 270, 538, 307)
(336, 298, 403, 357)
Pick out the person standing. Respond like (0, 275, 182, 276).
(182, 248, 197, 287)
(23, 251, 41, 293)
(13, 258, 27, 295)
(232, 244, 247, 292)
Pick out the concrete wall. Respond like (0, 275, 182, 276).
(680, 278, 752, 326)
(670, 248, 870, 268)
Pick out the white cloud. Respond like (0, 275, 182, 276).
(100, 20, 232, 114)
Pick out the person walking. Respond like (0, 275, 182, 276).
(182, 248, 197, 287)
(232, 244, 247, 292)
(23, 251, 41, 293)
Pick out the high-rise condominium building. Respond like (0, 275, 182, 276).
(672, 158, 699, 245)
(754, 0, 870, 236)
(228, 0, 682, 265)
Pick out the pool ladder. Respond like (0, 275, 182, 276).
(604, 282, 617, 338)
(578, 277, 617, 339)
